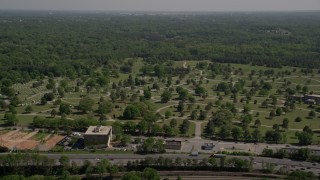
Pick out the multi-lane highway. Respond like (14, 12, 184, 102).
(40, 153, 320, 174)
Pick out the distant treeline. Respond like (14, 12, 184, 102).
(0, 11, 320, 83)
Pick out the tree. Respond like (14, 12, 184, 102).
(154, 65, 165, 78)
(308, 110, 316, 118)
(170, 118, 177, 128)
(262, 148, 274, 157)
(302, 86, 308, 93)
(295, 116, 302, 122)
(218, 125, 231, 139)
(137, 120, 147, 134)
(276, 108, 282, 116)
(292, 148, 311, 161)
(206, 120, 215, 137)
(163, 124, 177, 137)
(190, 110, 198, 120)
(254, 119, 261, 127)
(0, 100, 9, 111)
(151, 124, 162, 136)
(41, 96, 47, 105)
(144, 88, 152, 100)
(273, 124, 280, 131)
(287, 171, 316, 180)
(195, 86, 206, 96)
(143, 168, 160, 180)
(123, 105, 140, 119)
(108, 165, 119, 177)
(177, 101, 185, 113)
(242, 105, 251, 114)
(25, 105, 33, 113)
(120, 89, 127, 102)
(51, 109, 57, 117)
(144, 114, 158, 134)
(59, 155, 70, 169)
(59, 103, 72, 115)
(231, 127, 243, 141)
(180, 119, 190, 135)
(96, 159, 110, 178)
(261, 100, 268, 108)
(120, 135, 132, 146)
(0, 146, 9, 153)
(241, 114, 253, 128)
(265, 130, 282, 144)
(110, 91, 117, 103)
(296, 131, 313, 146)
(252, 129, 262, 142)
(78, 96, 95, 113)
(303, 126, 313, 134)
(176, 87, 189, 101)
(165, 111, 172, 119)
(62, 170, 71, 180)
(138, 138, 165, 154)
(98, 101, 114, 115)
(161, 90, 172, 103)
(212, 109, 233, 127)
(269, 110, 276, 119)
(96, 76, 109, 87)
(4, 112, 18, 126)
(122, 171, 141, 180)
(199, 111, 207, 120)
(282, 118, 289, 129)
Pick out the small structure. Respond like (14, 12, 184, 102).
(304, 94, 320, 105)
(84, 126, 112, 148)
(288, 95, 304, 102)
(165, 140, 182, 150)
(288, 94, 320, 105)
(201, 143, 214, 150)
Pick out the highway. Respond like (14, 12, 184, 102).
(40, 153, 320, 174)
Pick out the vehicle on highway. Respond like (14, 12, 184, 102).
(209, 154, 226, 158)
(190, 151, 199, 156)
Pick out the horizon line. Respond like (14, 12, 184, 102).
(1, 9, 320, 13)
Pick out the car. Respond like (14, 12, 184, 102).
(190, 151, 199, 156)
(210, 154, 226, 158)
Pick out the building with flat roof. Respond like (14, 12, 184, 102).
(84, 126, 112, 148)
(288, 94, 320, 105)
(165, 140, 182, 150)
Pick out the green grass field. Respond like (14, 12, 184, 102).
(3, 59, 319, 145)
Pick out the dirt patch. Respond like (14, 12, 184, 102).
(8, 131, 28, 140)
(0, 130, 60, 151)
(15, 140, 39, 150)
(38, 135, 65, 151)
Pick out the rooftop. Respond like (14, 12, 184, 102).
(306, 94, 320, 98)
(84, 126, 112, 135)
(165, 140, 182, 145)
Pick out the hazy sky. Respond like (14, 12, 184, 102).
(1, 0, 320, 11)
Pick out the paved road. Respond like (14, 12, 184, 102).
(36, 153, 320, 174)
(191, 121, 204, 139)
(1, 152, 319, 174)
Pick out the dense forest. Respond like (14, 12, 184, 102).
(0, 11, 320, 83)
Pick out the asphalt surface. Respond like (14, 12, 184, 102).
(38, 153, 320, 174)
